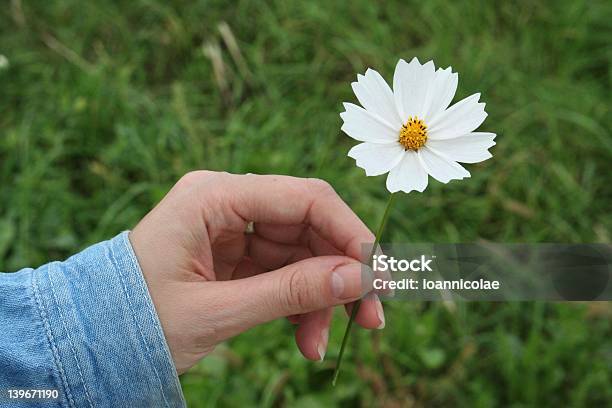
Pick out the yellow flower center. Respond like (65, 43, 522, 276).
(398, 117, 427, 150)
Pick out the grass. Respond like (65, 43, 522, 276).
(1, 0, 611, 406)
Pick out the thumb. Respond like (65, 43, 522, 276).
(204, 256, 372, 340)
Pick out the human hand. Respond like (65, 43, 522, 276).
(129, 171, 384, 374)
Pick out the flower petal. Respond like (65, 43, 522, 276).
(340, 103, 398, 143)
(351, 68, 403, 128)
(348, 142, 405, 176)
(393, 57, 436, 121)
(418, 146, 470, 183)
(421, 67, 458, 122)
(426, 132, 496, 163)
(427, 93, 487, 140)
(385, 150, 428, 193)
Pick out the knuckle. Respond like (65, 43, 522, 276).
(177, 170, 208, 187)
(207, 171, 231, 187)
(279, 268, 312, 313)
(306, 178, 335, 196)
(193, 324, 218, 356)
(177, 170, 229, 190)
(215, 170, 231, 178)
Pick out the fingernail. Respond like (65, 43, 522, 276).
(374, 293, 385, 329)
(317, 328, 329, 361)
(331, 263, 373, 299)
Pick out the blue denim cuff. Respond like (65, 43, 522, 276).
(32, 232, 185, 407)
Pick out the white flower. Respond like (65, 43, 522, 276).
(341, 57, 496, 193)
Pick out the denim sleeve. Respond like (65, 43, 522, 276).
(0, 232, 185, 407)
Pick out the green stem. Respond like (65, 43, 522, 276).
(332, 192, 397, 386)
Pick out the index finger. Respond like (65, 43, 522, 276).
(220, 173, 374, 261)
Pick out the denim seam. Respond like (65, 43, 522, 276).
(31, 266, 75, 408)
(122, 233, 185, 403)
(48, 262, 95, 408)
(109, 238, 171, 408)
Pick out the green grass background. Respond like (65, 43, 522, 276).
(1, 0, 611, 406)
